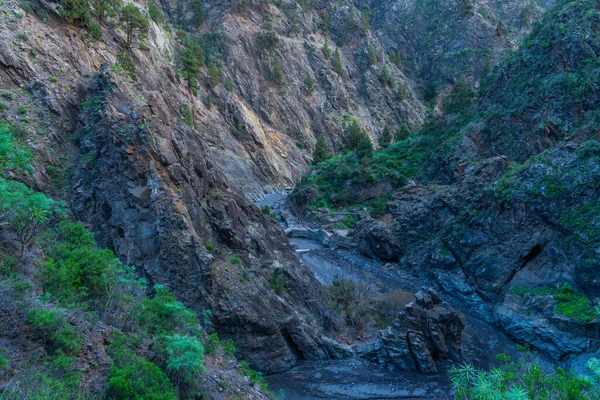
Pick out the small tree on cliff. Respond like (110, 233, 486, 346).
(120, 4, 149, 48)
(379, 126, 392, 148)
(322, 38, 331, 59)
(91, 0, 122, 22)
(181, 48, 200, 94)
(343, 116, 372, 158)
(395, 123, 411, 141)
(304, 73, 314, 95)
(332, 48, 344, 77)
(206, 59, 220, 88)
(312, 134, 330, 164)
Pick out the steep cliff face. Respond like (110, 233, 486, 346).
(151, 0, 427, 194)
(0, 0, 389, 373)
(357, 0, 554, 90)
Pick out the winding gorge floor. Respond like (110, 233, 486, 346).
(256, 193, 542, 399)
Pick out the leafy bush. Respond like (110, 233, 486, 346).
(554, 283, 597, 324)
(163, 334, 205, 383)
(325, 275, 374, 330)
(148, 0, 165, 24)
(270, 268, 284, 296)
(510, 283, 596, 324)
(107, 356, 177, 400)
(0, 348, 9, 375)
(140, 285, 200, 335)
(0, 122, 32, 173)
(205, 332, 236, 356)
(116, 51, 136, 81)
(27, 306, 82, 353)
(42, 222, 124, 308)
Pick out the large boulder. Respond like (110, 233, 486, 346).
(359, 289, 465, 373)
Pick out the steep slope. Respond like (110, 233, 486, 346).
(151, 0, 426, 194)
(358, 0, 554, 92)
(0, 0, 379, 376)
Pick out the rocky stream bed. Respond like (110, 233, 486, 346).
(254, 192, 547, 400)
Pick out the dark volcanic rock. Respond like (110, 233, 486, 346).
(359, 289, 465, 373)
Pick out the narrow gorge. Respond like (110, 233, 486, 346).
(0, 0, 599, 399)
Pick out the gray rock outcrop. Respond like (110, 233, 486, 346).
(359, 289, 465, 373)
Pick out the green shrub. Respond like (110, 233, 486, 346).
(205, 239, 215, 253)
(270, 268, 284, 295)
(260, 205, 271, 215)
(555, 283, 597, 324)
(450, 354, 600, 399)
(42, 221, 124, 307)
(27, 306, 82, 353)
(87, 21, 102, 40)
(229, 255, 241, 264)
(0, 122, 32, 172)
(578, 140, 600, 159)
(116, 51, 137, 81)
(163, 334, 205, 383)
(304, 73, 314, 95)
(181, 104, 193, 127)
(509, 284, 596, 324)
(205, 333, 236, 357)
(107, 356, 177, 400)
(445, 76, 474, 114)
(0, 348, 9, 375)
(332, 48, 344, 77)
(224, 77, 233, 92)
(148, 0, 165, 24)
(325, 275, 374, 330)
(140, 285, 200, 335)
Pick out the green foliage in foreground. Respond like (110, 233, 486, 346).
(107, 356, 177, 400)
(451, 353, 600, 400)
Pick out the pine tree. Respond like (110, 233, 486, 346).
(147, 0, 165, 25)
(343, 116, 372, 158)
(312, 134, 330, 164)
(207, 59, 220, 88)
(304, 73, 314, 95)
(322, 38, 331, 59)
(91, 0, 122, 22)
(190, 0, 204, 26)
(397, 81, 408, 100)
(395, 123, 411, 141)
(271, 55, 284, 85)
(183, 37, 205, 66)
(367, 44, 377, 65)
(60, 0, 92, 25)
(181, 48, 200, 93)
(379, 126, 392, 148)
(380, 66, 392, 87)
(224, 78, 233, 92)
(389, 50, 401, 68)
(445, 76, 474, 114)
(332, 48, 344, 77)
(120, 4, 149, 48)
